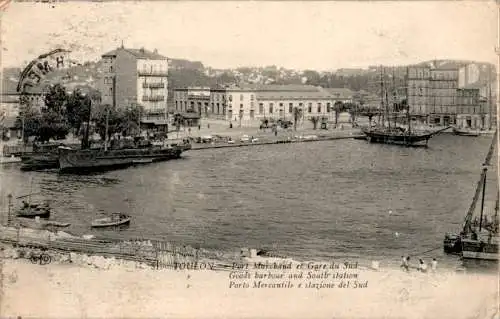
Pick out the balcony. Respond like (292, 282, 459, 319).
(142, 82, 166, 89)
(142, 95, 165, 102)
(138, 70, 168, 77)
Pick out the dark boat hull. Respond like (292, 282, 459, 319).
(16, 210, 51, 219)
(443, 233, 463, 254)
(362, 128, 433, 146)
(20, 153, 59, 171)
(58, 145, 190, 173)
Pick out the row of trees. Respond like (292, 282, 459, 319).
(16, 84, 144, 145)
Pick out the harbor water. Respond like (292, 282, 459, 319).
(0, 134, 497, 269)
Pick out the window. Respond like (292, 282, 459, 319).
(308, 104, 312, 113)
(269, 103, 274, 114)
(318, 103, 322, 113)
(259, 103, 264, 114)
(327, 103, 331, 112)
(240, 94, 244, 101)
(250, 101, 254, 107)
(251, 94, 254, 101)
(229, 95, 233, 102)
(289, 104, 293, 113)
(240, 104, 243, 109)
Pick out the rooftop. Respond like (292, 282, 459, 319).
(102, 47, 167, 60)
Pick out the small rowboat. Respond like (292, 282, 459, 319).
(91, 213, 131, 228)
(16, 203, 51, 219)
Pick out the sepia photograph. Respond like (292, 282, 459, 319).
(0, 0, 499, 318)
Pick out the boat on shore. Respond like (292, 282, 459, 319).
(91, 213, 131, 228)
(443, 130, 498, 261)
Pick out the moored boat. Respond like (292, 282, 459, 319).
(452, 127, 480, 137)
(58, 141, 190, 173)
(443, 130, 499, 261)
(16, 201, 52, 219)
(360, 67, 448, 147)
(91, 213, 131, 228)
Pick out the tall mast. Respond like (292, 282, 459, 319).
(380, 66, 385, 127)
(479, 166, 487, 232)
(406, 67, 411, 134)
(392, 67, 397, 129)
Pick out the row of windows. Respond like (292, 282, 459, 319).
(103, 77, 114, 84)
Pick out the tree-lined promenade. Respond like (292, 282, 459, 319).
(16, 84, 144, 146)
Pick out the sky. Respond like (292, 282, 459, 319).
(1, 1, 498, 71)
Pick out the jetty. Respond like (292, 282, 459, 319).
(190, 130, 364, 151)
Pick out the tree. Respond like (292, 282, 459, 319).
(44, 84, 67, 115)
(65, 89, 91, 136)
(38, 110, 69, 143)
(292, 107, 302, 131)
(36, 84, 71, 142)
(15, 93, 41, 144)
(309, 116, 320, 130)
(345, 102, 357, 123)
(334, 101, 343, 125)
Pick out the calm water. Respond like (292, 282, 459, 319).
(0, 134, 497, 267)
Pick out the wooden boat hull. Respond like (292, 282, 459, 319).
(453, 128, 480, 137)
(461, 237, 499, 261)
(20, 153, 59, 171)
(16, 210, 51, 219)
(91, 217, 131, 228)
(361, 128, 434, 146)
(443, 233, 462, 254)
(58, 144, 190, 173)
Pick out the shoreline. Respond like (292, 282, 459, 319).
(1, 246, 498, 319)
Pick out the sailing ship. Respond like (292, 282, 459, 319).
(443, 131, 499, 261)
(361, 66, 449, 146)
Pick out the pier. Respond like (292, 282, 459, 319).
(189, 130, 364, 151)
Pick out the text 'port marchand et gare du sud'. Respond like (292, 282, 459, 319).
(228, 260, 368, 289)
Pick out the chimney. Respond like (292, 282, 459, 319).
(140, 47, 145, 53)
(154, 48, 158, 54)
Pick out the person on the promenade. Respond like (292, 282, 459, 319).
(431, 258, 437, 272)
(418, 259, 428, 273)
(401, 256, 410, 272)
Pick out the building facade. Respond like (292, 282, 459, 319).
(455, 88, 486, 129)
(100, 46, 168, 115)
(173, 84, 341, 126)
(174, 87, 211, 115)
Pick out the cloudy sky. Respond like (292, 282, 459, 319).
(1, 1, 498, 70)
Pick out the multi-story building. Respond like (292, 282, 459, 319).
(455, 88, 485, 128)
(173, 84, 339, 126)
(173, 87, 210, 115)
(428, 64, 459, 126)
(407, 66, 432, 119)
(253, 85, 334, 122)
(407, 61, 496, 128)
(100, 46, 168, 115)
(209, 87, 227, 120)
(408, 63, 459, 126)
